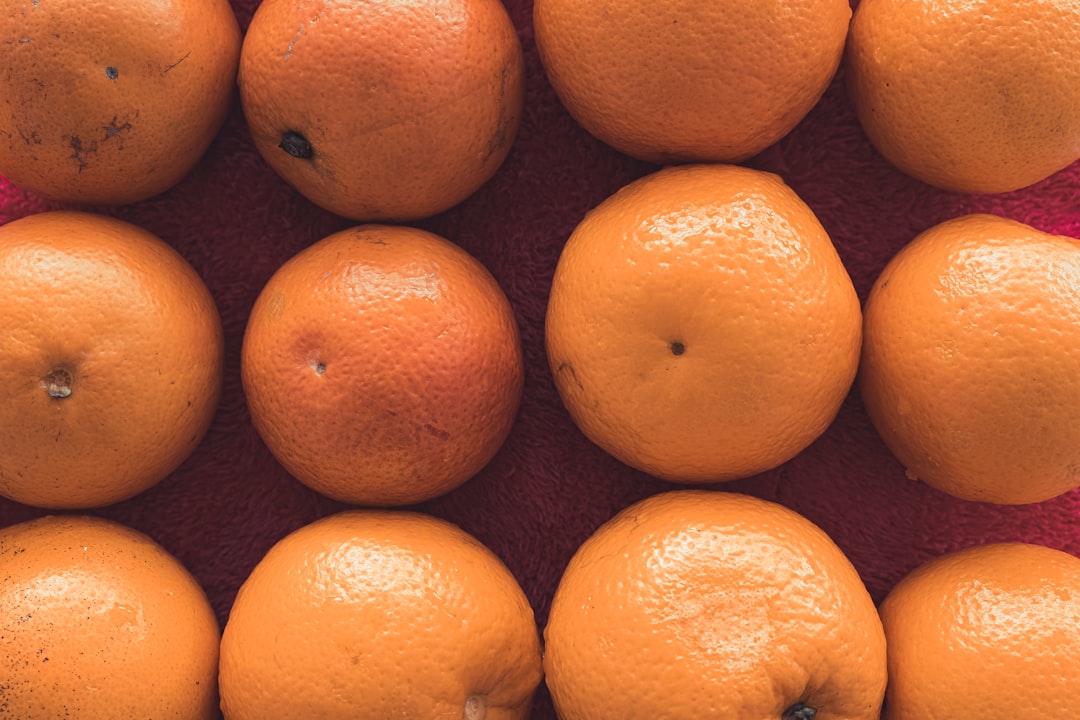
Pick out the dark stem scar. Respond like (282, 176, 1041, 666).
(314, 362, 326, 375)
(670, 341, 685, 356)
(279, 130, 314, 159)
(104, 66, 118, 80)
(162, 51, 190, 75)
(782, 703, 817, 720)
(41, 367, 73, 399)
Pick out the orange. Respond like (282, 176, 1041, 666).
(544, 489, 887, 719)
(859, 213, 1080, 505)
(879, 542, 1080, 719)
(533, 0, 851, 164)
(218, 509, 543, 720)
(846, 0, 1080, 193)
(0, 0, 240, 204)
(0, 210, 224, 509)
(545, 163, 862, 483)
(241, 223, 523, 506)
(0, 514, 221, 719)
(238, 0, 525, 222)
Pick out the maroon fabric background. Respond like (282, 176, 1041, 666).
(3, 1, 1080, 716)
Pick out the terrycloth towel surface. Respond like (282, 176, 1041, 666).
(3, 1, 1080, 717)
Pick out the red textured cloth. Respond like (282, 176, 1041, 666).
(3, 1, 1080, 717)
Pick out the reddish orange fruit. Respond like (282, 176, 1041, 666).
(0, 0, 241, 204)
(879, 542, 1080, 719)
(238, 0, 524, 221)
(241, 224, 523, 506)
(544, 490, 888, 719)
(0, 514, 221, 719)
(533, 0, 851, 163)
(218, 509, 543, 719)
(545, 164, 862, 483)
(0, 210, 224, 509)
(860, 213, 1080, 504)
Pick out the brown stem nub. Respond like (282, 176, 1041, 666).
(42, 368, 73, 399)
(782, 703, 817, 720)
(463, 695, 486, 720)
(670, 341, 686, 356)
(279, 130, 313, 159)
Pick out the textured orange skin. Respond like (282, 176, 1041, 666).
(0, 0, 240, 204)
(533, 0, 851, 164)
(0, 211, 224, 509)
(0, 515, 221, 720)
(545, 164, 862, 483)
(847, 0, 1080, 193)
(859, 214, 1080, 504)
(218, 510, 543, 720)
(241, 224, 523, 506)
(543, 490, 887, 720)
(879, 542, 1080, 719)
(238, 0, 525, 222)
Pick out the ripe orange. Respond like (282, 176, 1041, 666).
(859, 213, 1080, 504)
(846, 0, 1080, 193)
(879, 542, 1080, 719)
(533, 0, 851, 163)
(544, 489, 887, 719)
(545, 164, 862, 483)
(241, 224, 523, 506)
(218, 509, 543, 720)
(0, 0, 241, 204)
(0, 514, 221, 719)
(238, 0, 524, 222)
(0, 210, 224, 509)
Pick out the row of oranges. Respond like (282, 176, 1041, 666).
(5, 0, 1079, 212)
(4, 164, 1079, 510)
(6, 482, 1080, 717)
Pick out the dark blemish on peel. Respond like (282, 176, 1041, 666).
(423, 424, 451, 441)
(352, 228, 387, 245)
(104, 66, 118, 80)
(162, 51, 190, 75)
(103, 115, 132, 140)
(66, 113, 134, 169)
(17, 126, 41, 146)
(670, 341, 686, 356)
(484, 65, 512, 161)
(280, 130, 313, 159)
(557, 362, 585, 392)
(67, 136, 89, 171)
